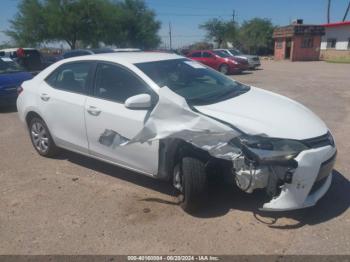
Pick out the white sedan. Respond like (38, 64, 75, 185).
(17, 52, 336, 212)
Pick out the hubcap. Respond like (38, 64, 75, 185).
(31, 122, 49, 153)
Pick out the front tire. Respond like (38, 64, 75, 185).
(219, 64, 229, 75)
(175, 157, 208, 213)
(29, 117, 59, 157)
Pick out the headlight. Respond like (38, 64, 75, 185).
(230, 135, 309, 165)
(229, 59, 238, 65)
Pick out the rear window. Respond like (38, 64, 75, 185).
(45, 62, 92, 94)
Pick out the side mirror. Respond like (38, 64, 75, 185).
(125, 94, 152, 110)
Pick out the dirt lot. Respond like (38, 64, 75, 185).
(0, 60, 349, 255)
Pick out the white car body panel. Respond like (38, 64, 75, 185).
(38, 81, 89, 153)
(85, 96, 159, 175)
(196, 87, 328, 140)
(16, 52, 336, 211)
(262, 145, 336, 211)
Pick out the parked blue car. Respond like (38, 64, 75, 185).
(0, 57, 33, 107)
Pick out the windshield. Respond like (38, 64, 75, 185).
(213, 50, 231, 58)
(0, 58, 24, 74)
(135, 58, 250, 105)
(229, 49, 242, 55)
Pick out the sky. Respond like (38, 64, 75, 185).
(1, 0, 350, 48)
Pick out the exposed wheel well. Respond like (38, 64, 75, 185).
(157, 138, 211, 181)
(25, 111, 43, 127)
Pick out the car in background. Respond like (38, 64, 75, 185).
(215, 48, 261, 70)
(0, 57, 32, 107)
(62, 48, 115, 59)
(186, 50, 249, 75)
(113, 48, 141, 52)
(0, 48, 44, 74)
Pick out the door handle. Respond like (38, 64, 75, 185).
(40, 93, 50, 102)
(87, 106, 101, 116)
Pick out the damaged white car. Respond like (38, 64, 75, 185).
(17, 52, 337, 212)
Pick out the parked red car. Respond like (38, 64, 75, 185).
(186, 50, 249, 75)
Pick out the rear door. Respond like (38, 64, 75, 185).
(84, 62, 159, 175)
(39, 61, 93, 153)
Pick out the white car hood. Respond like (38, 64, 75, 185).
(195, 87, 328, 140)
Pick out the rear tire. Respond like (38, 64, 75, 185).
(29, 117, 59, 157)
(178, 157, 208, 213)
(219, 64, 229, 75)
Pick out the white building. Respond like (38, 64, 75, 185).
(320, 21, 350, 59)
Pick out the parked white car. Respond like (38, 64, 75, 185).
(17, 52, 336, 212)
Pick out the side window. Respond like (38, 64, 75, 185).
(276, 39, 283, 49)
(326, 38, 337, 49)
(202, 52, 213, 58)
(301, 37, 313, 48)
(45, 62, 91, 94)
(190, 52, 201, 58)
(94, 63, 152, 103)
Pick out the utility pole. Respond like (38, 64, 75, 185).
(169, 22, 172, 50)
(343, 0, 350, 21)
(232, 10, 236, 23)
(327, 0, 331, 23)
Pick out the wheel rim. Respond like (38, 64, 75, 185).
(220, 65, 228, 74)
(173, 164, 183, 192)
(31, 122, 49, 153)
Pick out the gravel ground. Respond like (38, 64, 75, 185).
(0, 60, 349, 255)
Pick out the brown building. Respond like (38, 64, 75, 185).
(273, 20, 325, 61)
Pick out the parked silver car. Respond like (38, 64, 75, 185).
(215, 49, 261, 70)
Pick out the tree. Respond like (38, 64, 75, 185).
(6, 0, 160, 49)
(116, 0, 161, 49)
(189, 41, 214, 50)
(199, 18, 237, 48)
(6, 0, 47, 47)
(238, 18, 274, 55)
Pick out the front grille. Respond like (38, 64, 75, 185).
(302, 132, 334, 148)
(309, 152, 336, 195)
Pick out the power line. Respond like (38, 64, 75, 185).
(157, 13, 232, 17)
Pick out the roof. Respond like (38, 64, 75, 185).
(273, 24, 325, 38)
(321, 21, 350, 27)
(0, 48, 37, 52)
(63, 52, 184, 64)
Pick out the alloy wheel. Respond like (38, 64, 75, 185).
(31, 122, 49, 153)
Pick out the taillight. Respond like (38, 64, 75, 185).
(17, 86, 23, 95)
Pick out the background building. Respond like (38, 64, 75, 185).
(273, 20, 325, 61)
(320, 21, 350, 60)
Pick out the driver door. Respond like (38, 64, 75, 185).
(85, 62, 159, 175)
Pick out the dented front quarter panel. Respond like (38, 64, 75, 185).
(262, 145, 336, 211)
(97, 85, 336, 211)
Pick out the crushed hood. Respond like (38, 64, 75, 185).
(195, 87, 328, 140)
(100, 86, 328, 161)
